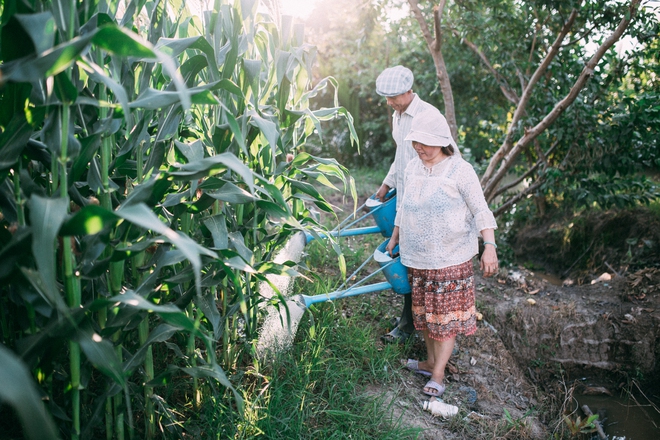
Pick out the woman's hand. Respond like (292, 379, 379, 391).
(386, 226, 400, 257)
(480, 245, 498, 277)
(479, 229, 498, 277)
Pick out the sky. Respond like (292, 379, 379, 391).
(276, 0, 410, 23)
(276, 0, 652, 57)
(278, 0, 320, 19)
(276, 0, 659, 22)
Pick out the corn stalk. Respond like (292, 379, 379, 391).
(0, 0, 357, 439)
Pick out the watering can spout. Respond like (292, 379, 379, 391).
(257, 235, 409, 355)
(304, 189, 397, 243)
(304, 226, 382, 243)
(295, 237, 411, 308)
(297, 281, 392, 308)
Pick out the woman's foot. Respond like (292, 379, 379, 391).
(402, 359, 436, 375)
(423, 379, 445, 397)
(402, 359, 431, 376)
(416, 359, 435, 372)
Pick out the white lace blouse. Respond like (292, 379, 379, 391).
(394, 154, 497, 270)
(382, 94, 448, 210)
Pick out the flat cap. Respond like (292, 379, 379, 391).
(376, 66, 414, 97)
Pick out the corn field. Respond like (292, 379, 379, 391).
(0, 0, 357, 438)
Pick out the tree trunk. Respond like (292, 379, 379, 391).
(408, 0, 458, 142)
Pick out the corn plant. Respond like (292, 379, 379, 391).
(0, 0, 357, 438)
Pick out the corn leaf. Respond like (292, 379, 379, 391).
(0, 114, 33, 167)
(206, 181, 259, 204)
(203, 214, 229, 249)
(60, 205, 118, 236)
(77, 327, 126, 387)
(170, 152, 256, 194)
(93, 25, 156, 58)
(27, 195, 69, 306)
(0, 345, 60, 440)
(180, 364, 244, 413)
(14, 12, 56, 54)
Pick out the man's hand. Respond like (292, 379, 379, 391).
(385, 226, 400, 257)
(375, 184, 391, 202)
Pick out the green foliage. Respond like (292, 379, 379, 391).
(502, 408, 535, 432)
(454, 1, 660, 212)
(0, 0, 358, 438)
(563, 413, 599, 436)
(197, 194, 418, 438)
(201, 302, 418, 439)
(302, 0, 660, 219)
(543, 170, 660, 211)
(0, 345, 60, 440)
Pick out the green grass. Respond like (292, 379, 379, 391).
(195, 239, 421, 439)
(189, 167, 423, 439)
(649, 199, 660, 217)
(239, 306, 418, 439)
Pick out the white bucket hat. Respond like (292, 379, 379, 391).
(376, 66, 414, 97)
(404, 110, 458, 150)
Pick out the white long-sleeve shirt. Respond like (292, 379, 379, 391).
(394, 154, 497, 270)
(382, 94, 450, 210)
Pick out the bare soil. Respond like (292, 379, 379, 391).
(511, 208, 660, 281)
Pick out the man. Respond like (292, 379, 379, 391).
(374, 65, 458, 345)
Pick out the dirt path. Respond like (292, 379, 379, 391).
(368, 274, 548, 439)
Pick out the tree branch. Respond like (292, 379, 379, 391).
(493, 180, 544, 218)
(481, 9, 578, 193)
(433, 1, 445, 50)
(483, 0, 641, 202)
(491, 139, 559, 200)
(527, 14, 550, 76)
(492, 162, 542, 200)
(408, 0, 434, 47)
(454, 31, 520, 105)
(516, 67, 526, 94)
(562, 23, 597, 47)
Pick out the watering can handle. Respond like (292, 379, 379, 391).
(383, 187, 397, 202)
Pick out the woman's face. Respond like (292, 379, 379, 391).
(413, 141, 444, 164)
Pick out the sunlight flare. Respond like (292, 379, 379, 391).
(278, 0, 319, 19)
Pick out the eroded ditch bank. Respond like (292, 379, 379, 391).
(478, 268, 660, 439)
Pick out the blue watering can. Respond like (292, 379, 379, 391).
(257, 190, 409, 355)
(305, 188, 397, 243)
(294, 238, 411, 308)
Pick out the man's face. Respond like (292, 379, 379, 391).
(385, 91, 414, 113)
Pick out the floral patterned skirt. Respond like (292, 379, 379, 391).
(409, 260, 477, 341)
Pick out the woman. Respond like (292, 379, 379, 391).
(386, 111, 498, 397)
